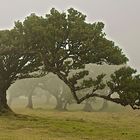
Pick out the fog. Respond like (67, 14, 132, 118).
(0, 2, 139, 139)
(7, 65, 125, 112)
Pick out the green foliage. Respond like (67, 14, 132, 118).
(15, 8, 128, 104)
(107, 67, 140, 109)
(1, 7, 139, 112)
(0, 30, 43, 89)
(15, 8, 128, 72)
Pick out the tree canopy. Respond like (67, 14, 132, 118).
(14, 8, 128, 103)
(0, 8, 139, 113)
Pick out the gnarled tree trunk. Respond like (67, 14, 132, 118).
(98, 99, 108, 111)
(63, 101, 68, 111)
(26, 94, 33, 109)
(0, 89, 13, 114)
(55, 97, 63, 110)
(83, 101, 93, 112)
(55, 96, 67, 111)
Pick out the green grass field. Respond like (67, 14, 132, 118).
(0, 107, 140, 140)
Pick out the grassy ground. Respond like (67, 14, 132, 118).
(0, 107, 140, 140)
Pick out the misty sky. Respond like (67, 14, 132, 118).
(0, 0, 140, 71)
